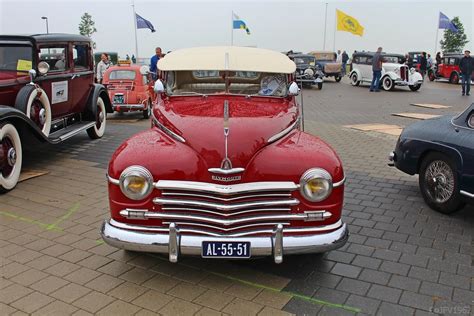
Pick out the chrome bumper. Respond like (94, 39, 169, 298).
(100, 219, 348, 264)
(388, 151, 396, 166)
(113, 104, 146, 111)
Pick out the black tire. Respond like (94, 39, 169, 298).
(143, 99, 151, 119)
(317, 82, 323, 90)
(87, 96, 107, 139)
(419, 152, 465, 214)
(382, 77, 394, 91)
(428, 71, 435, 82)
(350, 73, 360, 86)
(335, 76, 342, 82)
(14, 85, 52, 136)
(409, 84, 421, 91)
(449, 72, 459, 84)
(0, 123, 22, 194)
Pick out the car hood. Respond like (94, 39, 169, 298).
(154, 96, 298, 169)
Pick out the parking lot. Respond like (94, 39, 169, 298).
(1, 79, 473, 315)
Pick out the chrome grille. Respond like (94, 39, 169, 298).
(152, 180, 300, 236)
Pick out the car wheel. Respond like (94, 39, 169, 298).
(382, 77, 394, 91)
(409, 84, 421, 91)
(419, 152, 465, 214)
(428, 71, 435, 81)
(350, 73, 360, 86)
(335, 76, 342, 82)
(317, 82, 323, 90)
(143, 99, 152, 119)
(0, 123, 22, 193)
(15, 85, 52, 137)
(449, 73, 459, 84)
(87, 96, 107, 139)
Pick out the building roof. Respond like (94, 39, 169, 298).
(158, 46, 296, 74)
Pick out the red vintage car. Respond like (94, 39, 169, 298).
(103, 63, 155, 119)
(101, 47, 348, 263)
(428, 53, 474, 84)
(0, 34, 112, 192)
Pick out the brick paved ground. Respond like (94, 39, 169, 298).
(1, 79, 473, 315)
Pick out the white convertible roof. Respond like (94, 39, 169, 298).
(158, 46, 296, 74)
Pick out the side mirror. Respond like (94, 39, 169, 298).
(139, 65, 149, 75)
(38, 61, 50, 75)
(288, 82, 300, 96)
(154, 79, 165, 93)
(28, 69, 36, 84)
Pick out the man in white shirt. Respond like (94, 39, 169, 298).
(336, 50, 342, 63)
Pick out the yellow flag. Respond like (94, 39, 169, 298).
(337, 9, 364, 36)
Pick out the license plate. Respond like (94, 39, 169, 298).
(202, 241, 251, 258)
(113, 95, 124, 104)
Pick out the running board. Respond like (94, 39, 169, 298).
(48, 121, 96, 144)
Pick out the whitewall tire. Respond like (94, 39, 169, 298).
(15, 86, 51, 137)
(382, 77, 394, 91)
(0, 123, 22, 193)
(87, 97, 107, 139)
(350, 73, 360, 86)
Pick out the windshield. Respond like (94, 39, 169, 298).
(0, 45, 33, 72)
(109, 70, 136, 80)
(313, 53, 335, 61)
(384, 56, 404, 64)
(165, 70, 288, 97)
(293, 57, 315, 65)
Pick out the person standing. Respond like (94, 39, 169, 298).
(341, 50, 349, 76)
(336, 50, 342, 63)
(427, 54, 433, 69)
(126, 54, 130, 61)
(435, 52, 442, 66)
(419, 52, 427, 79)
(149, 47, 162, 80)
(131, 54, 136, 64)
(459, 50, 473, 96)
(96, 53, 111, 84)
(370, 47, 384, 92)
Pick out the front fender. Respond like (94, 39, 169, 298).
(0, 105, 49, 143)
(85, 84, 113, 120)
(383, 71, 399, 81)
(410, 71, 423, 83)
(349, 69, 362, 80)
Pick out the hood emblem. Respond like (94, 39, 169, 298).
(208, 100, 244, 180)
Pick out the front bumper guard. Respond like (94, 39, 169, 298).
(101, 219, 348, 264)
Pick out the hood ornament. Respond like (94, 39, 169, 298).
(208, 100, 245, 178)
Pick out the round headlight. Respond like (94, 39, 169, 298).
(119, 166, 154, 200)
(299, 168, 333, 202)
(38, 61, 50, 75)
(304, 68, 315, 78)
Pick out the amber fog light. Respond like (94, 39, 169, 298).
(300, 168, 333, 202)
(119, 166, 153, 200)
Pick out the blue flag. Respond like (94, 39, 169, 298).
(438, 12, 458, 32)
(232, 12, 251, 35)
(136, 13, 156, 32)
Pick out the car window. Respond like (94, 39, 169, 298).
(448, 58, 456, 65)
(0, 45, 33, 73)
(109, 70, 136, 80)
(73, 44, 89, 69)
(40, 47, 67, 72)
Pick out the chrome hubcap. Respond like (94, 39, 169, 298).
(99, 111, 105, 123)
(39, 108, 46, 126)
(7, 147, 16, 166)
(425, 160, 454, 203)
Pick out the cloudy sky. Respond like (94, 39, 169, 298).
(1, 0, 472, 60)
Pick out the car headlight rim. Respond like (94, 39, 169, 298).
(119, 165, 154, 200)
(299, 168, 333, 202)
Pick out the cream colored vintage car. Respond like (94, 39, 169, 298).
(349, 52, 423, 91)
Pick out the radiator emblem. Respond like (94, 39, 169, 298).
(212, 175, 242, 182)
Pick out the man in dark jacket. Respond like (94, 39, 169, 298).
(341, 51, 349, 76)
(459, 50, 473, 96)
(419, 52, 427, 79)
(370, 47, 384, 92)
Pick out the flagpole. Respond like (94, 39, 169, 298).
(332, 9, 336, 51)
(323, 2, 328, 50)
(132, 0, 139, 60)
(231, 10, 234, 46)
(434, 13, 439, 54)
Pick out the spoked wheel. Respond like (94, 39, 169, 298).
(428, 71, 435, 81)
(15, 85, 51, 137)
(382, 77, 394, 91)
(87, 97, 107, 139)
(0, 123, 22, 193)
(449, 73, 459, 84)
(143, 99, 152, 119)
(419, 152, 464, 214)
(350, 73, 360, 86)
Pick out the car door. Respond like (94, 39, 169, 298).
(360, 56, 372, 81)
(37, 45, 73, 118)
(70, 42, 94, 115)
(458, 112, 474, 196)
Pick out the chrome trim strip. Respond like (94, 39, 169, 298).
(151, 111, 186, 143)
(57, 122, 96, 141)
(168, 223, 178, 263)
(162, 221, 290, 232)
(153, 197, 299, 211)
(161, 207, 290, 217)
(161, 192, 292, 201)
(333, 176, 346, 188)
(267, 117, 300, 143)
(101, 219, 348, 258)
(208, 167, 245, 175)
(460, 190, 474, 198)
(120, 210, 307, 226)
(155, 180, 299, 195)
(273, 224, 284, 264)
(107, 218, 343, 235)
(107, 175, 120, 185)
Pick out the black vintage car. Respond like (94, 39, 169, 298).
(389, 103, 474, 214)
(288, 54, 324, 89)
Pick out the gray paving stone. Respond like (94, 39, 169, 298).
(388, 275, 421, 292)
(313, 287, 349, 305)
(283, 297, 322, 315)
(351, 255, 382, 270)
(438, 272, 471, 290)
(367, 284, 402, 303)
(408, 266, 440, 283)
(379, 261, 411, 276)
(399, 253, 429, 268)
(452, 288, 474, 304)
(305, 272, 341, 289)
(389, 241, 417, 254)
(399, 291, 434, 311)
(330, 263, 361, 279)
(336, 278, 371, 296)
(364, 237, 391, 249)
(427, 258, 458, 274)
(419, 281, 453, 299)
(325, 250, 355, 264)
(358, 269, 391, 285)
(345, 294, 380, 315)
(372, 249, 402, 262)
(377, 301, 415, 316)
(345, 244, 375, 257)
